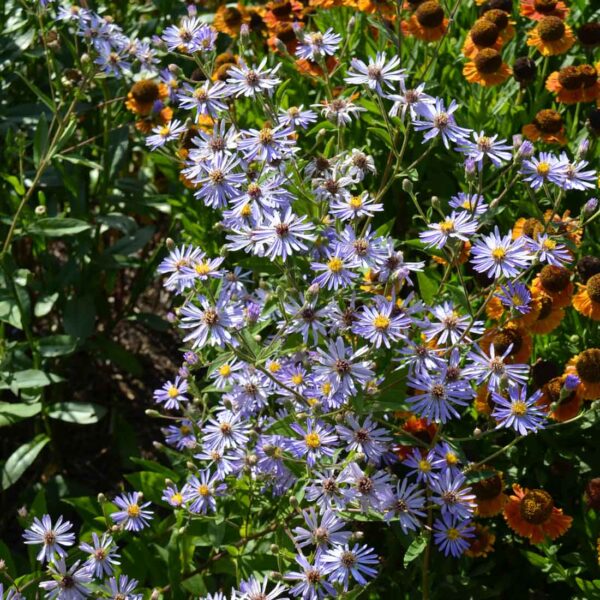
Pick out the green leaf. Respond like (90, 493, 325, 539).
(403, 534, 428, 567)
(47, 402, 107, 424)
(417, 267, 439, 306)
(29, 218, 92, 237)
(0, 401, 42, 427)
(1, 434, 49, 490)
(39, 334, 78, 357)
(33, 113, 49, 167)
(2, 174, 25, 195)
(63, 295, 96, 340)
(34, 292, 59, 318)
(0, 292, 22, 329)
(0, 369, 63, 390)
(523, 550, 550, 569)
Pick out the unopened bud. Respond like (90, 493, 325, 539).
(352, 530, 364, 540)
(401, 179, 413, 193)
(165, 237, 176, 251)
(306, 283, 320, 297)
(97, 493, 107, 504)
(270, 544, 280, 554)
(152, 441, 165, 451)
(35, 205, 47, 216)
(240, 24, 250, 37)
(186, 461, 196, 471)
(145, 409, 161, 418)
(81, 53, 90, 64)
(17, 506, 28, 518)
(577, 138, 590, 158)
(317, 128, 327, 140)
(473, 427, 482, 438)
(150, 589, 160, 600)
(111, 525, 121, 533)
(582, 197, 598, 217)
(348, 16, 356, 29)
(490, 197, 501, 210)
(289, 496, 299, 508)
(431, 196, 440, 209)
(165, 478, 174, 487)
(354, 452, 366, 462)
(0, 560, 6, 571)
(270, 571, 284, 581)
(253, 334, 262, 342)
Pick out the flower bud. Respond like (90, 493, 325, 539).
(401, 179, 413, 193)
(564, 374, 580, 391)
(582, 197, 598, 217)
(473, 427, 482, 438)
(431, 196, 440, 210)
(289, 496, 299, 508)
(145, 409, 162, 418)
(516, 140, 534, 160)
(577, 138, 590, 158)
(17, 506, 28, 518)
(186, 461, 196, 471)
(150, 589, 161, 600)
(270, 544, 280, 554)
(464, 157, 477, 176)
(97, 493, 107, 504)
(35, 205, 47, 216)
(240, 24, 250, 37)
(165, 237, 176, 251)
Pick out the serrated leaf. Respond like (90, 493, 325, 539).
(1, 434, 49, 490)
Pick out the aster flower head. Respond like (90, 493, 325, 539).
(424, 301, 483, 346)
(345, 52, 405, 95)
(492, 385, 547, 435)
(340, 462, 392, 511)
(111, 491, 153, 531)
(79, 532, 120, 578)
(467, 343, 530, 391)
(560, 154, 597, 191)
(285, 553, 336, 600)
(289, 419, 338, 467)
(321, 543, 378, 591)
(310, 249, 359, 291)
(162, 484, 185, 508)
(471, 227, 532, 279)
(526, 233, 572, 266)
(403, 448, 439, 485)
(292, 508, 351, 552)
(177, 81, 227, 118)
(521, 152, 568, 189)
(238, 576, 288, 600)
(296, 28, 342, 61)
(278, 105, 318, 130)
(23, 515, 75, 563)
(238, 123, 296, 163)
(388, 81, 435, 120)
(330, 191, 383, 221)
(162, 17, 211, 53)
(381, 478, 426, 532)
(316, 97, 366, 127)
(352, 297, 410, 349)
(430, 471, 476, 519)
(496, 281, 532, 314)
(412, 98, 471, 148)
(458, 130, 512, 168)
(39, 558, 93, 600)
(153, 375, 189, 410)
(336, 414, 392, 463)
(202, 408, 250, 453)
(183, 469, 227, 514)
(449, 192, 488, 216)
(419, 211, 478, 249)
(146, 119, 186, 150)
(226, 58, 281, 97)
(433, 514, 475, 557)
(157, 244, 204, 293)
(253, 209, 316, 261)
(306, 469, 353, 512)
(104, 575, 142, 600)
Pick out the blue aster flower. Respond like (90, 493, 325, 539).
(321, 544, 378, 591)
(457, 131, 512, 168)
(296, 28, 342, 61)
(491, 385, 546, 435)
(79, 532, 120, 577)
(520, 152, 567, 190)
(412, 98, 471, 148)
(111, 492, 153, 531)
(336, 414, 392, 463)
(293, 508, 351, 553)
(430, 471, 476, 519)
(289, 419, 338, 467)
(419, 211, 478, 249)
(345, 52, 405, 95)
(470, 227, 532, 279)
(433, 514, 475, 557)
(352, 297, 410, 349)
(403, 448, 439, 485)
(381, 478, 426, 532)
(285, 553, 336, 600)
(23, 515, 75, 563)
(495, 281, 532, 315)
(526, 233, 572, 266)
(466, 343, 529, 391)
(183, 469, 226, 514)
(153, 376, 189, 410)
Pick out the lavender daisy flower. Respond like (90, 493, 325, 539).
(23, 515, 75, 563)
(329, 191, 384, 222)
(526, 233, 572, 266)
(94, 42, 130, 77)
(560, 153, 596, 190)
(458, 131, 512, 168)
(162, 17, 208, 53)
(39, 559, 92, 600)
(403, 448, 438, 485)
(0, 585, 22, 600)
(111, 492, 153, 531)
(202, 409, 250, 453)
(162, 419, 196, 450)
(306, 470, 353, 512)
(226, 58, 281, 97)
(238, 577, 288, 600)
(289, 420, 338, 467)
(340, 462, 391, 511)
(210, 360, 244, 389)
(388, 81, 435, 120)
(278, 105, 318, 130)
(157, 244, 204, 292)
(406, 367, 472, 423)
(466, 343, 529, 391)
(495, 281, 532, 315)
(179, 295, 243, 349)
(146, 119, 186, 150)
(345, 52, 405, 95)
(336, 414, 391, 463)
(177, 81, 227, 118)
(395, 339, 444, 377)
(79, 532, 120, 577)
(104, 575, 141, 600)
(431, 442, 462, 476)
(153, 376, 188, 410)
(520, 152, 567, 190)
(296, 28, 342, 60)
(449, 192, 488, 216)
(412, 98, 470, 148)
(283, 296, 327, 344)
(419, 211, 478, 249)
(352, 297, 410, 349)
(470, 227, 532, 279)
(184, 470, 226, 514)
(491, 385, 546, 435)
(314, 337, 374, 397)
(162, 485, 184, 508)
(293, 508, 351, 552)
(316, 97, 366, 127)
(341, 148, 376, 182)
(253, 209, 316, 260)
(433, 514, 475, 557)
(321, 544, 378, 591)
(381, 478, 426, 532)
(285, 554, 336, 600)
(311, 251, 359, 291)
(238, 124, 296, 163)
(337, 226, 386, 267)
(430, 472, 476, 519)
(181, 255, 225, 282)
(375, 241, 425, 284)
(424, 301, 483, 346)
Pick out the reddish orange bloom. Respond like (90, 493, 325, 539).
(213, 5, 249, 37)
(125, 80, 170, 117)
(573, 274, 600, 321)
(474, 384, 494, 416)
(462, 19, 503, 59)
(402, 1, 448, 42)
(262, 0, 305, 32)
(531, 265, 574, 309)
(538, 376, 583, 422)
(528, 290, 564, 335)
(480, 323, 533, 364)
(512, 217, 544, 241)
(481, 9, 515, 44)
(357, 0, 396, 17)
(504, 484, 572, 544)
(432, 241, 471, 266)
(527, 16, 575, 56)
(546, 64, 600, 104)
(393, 415, 437, 460)
(565, 349, 600, 400)
(472, 466, 508, 517)
(520, 0, 569, 21)
(463, 49, 512, 86)
(268, 22, 300, 54)
(295, 56, 338, 78)
(465, 524, 496, 558)
(522, 109, 566, 145)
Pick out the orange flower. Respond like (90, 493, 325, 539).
(538, 376, 582, 422)
(357, 0, 395, 17)
(527, 16, 575, 56)
(402, 1, 448, 42)
(268, 22, 300, 54)
(566, 349, 600, 400)
(546, 64, 600, 104)
(432, 241, 471, 266)
(263, 0, 305, 32)
(481, 8, 515, 43)
(573, 274, 600, 321)
(528, 290, 564, 335)
(462, 19, 503, 59)
(465, 524, 496, 558)
(480, 323, 533, 364)
(463, 48, 512, 87)
(522, 109, 566, 145)
(125, 80, 170, 116)
(485, 294, 504, 321)
(295, 56, 338, 78)
(512, 217, 544, 240)
(504, 484, 572, 544)
(472, 466, 508, 517)
(393, 415, 437, 460)
(520, 0, 569, 21)
(134, 107, 173, 134)
(474, 384, 494, 416)
(213, 4, 249, 37)
(531, 265, 573, 309)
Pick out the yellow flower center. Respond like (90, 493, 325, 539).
(291, 374, 304, 385)
(327, 257, 344, 273)
(440, 219, 455, 233)
(240, 203, 252, 217)
(305, 432, 321, 449)
(321, 381, 332, 395)
(418, 459, 431, 472)
(349, 196, 363, 209)
(492, 248, 506, 261)
(445, 452, 459, 465)
(159, 125, 171, 136)
(542, 239, 557, 250)
(198, 484, 210, 496)
(127, 504, 140, 517)
(269, 361, 282, 373)
(180, 425, 191, 435)
(195, 262, 211, 275)
(446, 527, 461, 540)
(307, 397, 319, 406)
(536, 162, 550, 176)
(171, 493, 183, 505)
(219, 364, 232, 376)
(168, 386, 179, 398)
(373, 315, 391, 330)
(511, 401, 528, 416)
(511, 294, 523, 306)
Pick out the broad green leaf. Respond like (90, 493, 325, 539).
(34, 292, 59, 317)
(47, 402, 107, 424)
(0, 401, 42, 427)
(403, 534, 428, 567)
(0, 369, 63, 390)
(38, 334, 78, 357)
(417, 267, 440, 306)
(0, 293, 22, 329)
(29, 218, 92, 237)
(1, 434, 49, 490)
(63, 295, 96, 339)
